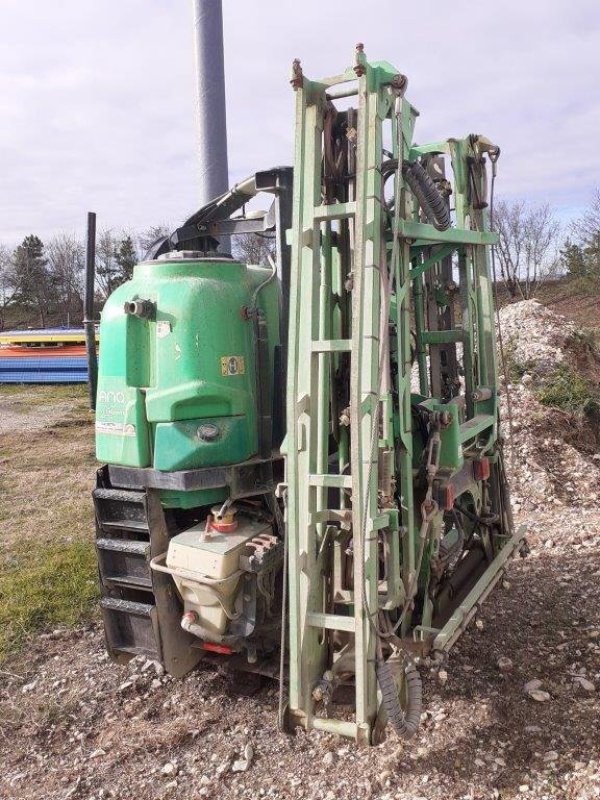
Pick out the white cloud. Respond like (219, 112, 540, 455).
(0, 0, 598, 245)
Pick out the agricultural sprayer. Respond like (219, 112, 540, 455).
(92, 47, 525, 744)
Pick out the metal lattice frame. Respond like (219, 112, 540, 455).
(285, 47, 524, 744)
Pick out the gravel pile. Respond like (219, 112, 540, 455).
(498, 301, 600, 516)
(498, 300, 575, 375)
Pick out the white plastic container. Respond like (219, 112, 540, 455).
(165, 518, 270, 635)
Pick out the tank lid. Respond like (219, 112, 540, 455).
(157, 250, 234, 262)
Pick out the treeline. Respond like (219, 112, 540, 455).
(559, 190, 600, 287)
(1, 190, 599, 329)
(493, 190, 600, 300)
(0, 225, 167, 330)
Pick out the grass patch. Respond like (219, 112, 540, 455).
(0, 383, 88, 403)
(534, 363, 600, 418)
(0, 538, 98, 662)
(0, 385, 98, 663)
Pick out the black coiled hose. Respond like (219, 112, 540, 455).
(383, 158, 451, 231)
(401, 160, 451, 231)
(376, 658, 423, 739)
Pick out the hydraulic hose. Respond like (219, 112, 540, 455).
(376, 658, 423, 740)
(382, 158, 451, 231)
(401, 160, 451, 231)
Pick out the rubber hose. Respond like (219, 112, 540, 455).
(376, 659, 423, 739)
(401, 160, 451, 231)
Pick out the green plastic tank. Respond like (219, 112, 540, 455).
(95, 254, 280, 506)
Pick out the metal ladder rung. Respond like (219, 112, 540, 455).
(459, 414, 494, 442)
(422, 330, 466, 345)
(311, 339, 352, 353)
(313, 201, 356, 221)
(308, 474, 352, 489)
(306, 612, 355, 632)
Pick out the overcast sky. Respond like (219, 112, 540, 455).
(0, 0, 598, 246)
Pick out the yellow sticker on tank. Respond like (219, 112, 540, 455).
(221, 356, 246, 376)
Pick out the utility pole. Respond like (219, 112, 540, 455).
(191, 0, 229, 224)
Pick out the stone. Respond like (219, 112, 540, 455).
(231, 743, 254, 773)
(528, 689, 551, 702)
(523, 679, 542, 693)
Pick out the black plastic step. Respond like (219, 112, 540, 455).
(105, 575, 153, 591)
(96, 538, 149, 555)
(96, 538, 152, 592)
(101, 597, 153, 615)
(93, 487, 149, 533)
(99, 519, 150, 533)
(94, 468, 202, 677)
(94, 488, 146, 504)
(100, 597, 159, 660)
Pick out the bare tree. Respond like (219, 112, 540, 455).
(46, 234, 84, 326)
(493, 200, 560, 299)
(0, 244, 19, 330)
(233, 233, 275, 266)
(138, 225, 170, 257)
(570, 189, 600, 281)
(572, 189, 600, 243)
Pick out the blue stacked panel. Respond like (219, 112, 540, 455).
(0, 356, 88, 384)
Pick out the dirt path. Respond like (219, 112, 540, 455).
(1, 511, 598, 800)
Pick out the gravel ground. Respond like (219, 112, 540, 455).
(1, 521, 598, 800)
(0, 389, 81, 434)
(1, 303, 599, 799)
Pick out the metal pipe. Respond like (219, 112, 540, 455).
(191, 0, 229, 226)
(432, 524, 526, 653)
(326, 84, 359, 100)
(84, 212, 98, 410)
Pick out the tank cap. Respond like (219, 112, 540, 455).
(209, 505, 238, 533)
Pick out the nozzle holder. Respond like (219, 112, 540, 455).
(124, 299, 155, 319)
